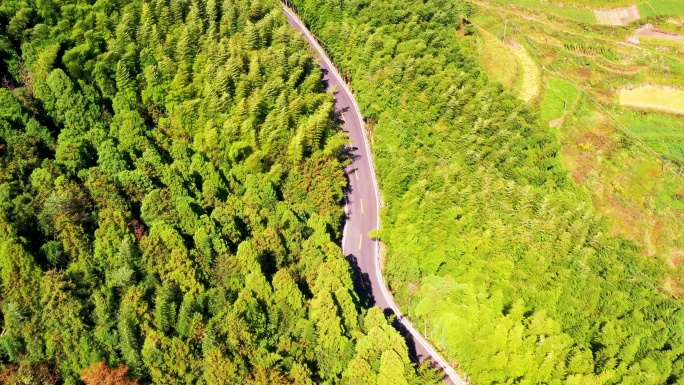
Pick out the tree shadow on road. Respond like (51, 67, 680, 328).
(384, 308, 422, 364)
(344, 253, 374, 308)
(342, 146, 361, 170)
(345, 252, 447, 380)
(385, 309, 449, 380)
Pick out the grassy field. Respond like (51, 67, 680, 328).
(477, 27, 519, 91)
(638, 2, 658, 17)
(639, 0, 684, 17)
(513, 43, 541, 102)
(492, 0, 597, 24)
(475, 26, 541, 102)
(540, 77, 579, 122)
(639, 35, 684, 47)
(620, 111, 684, 163)
(619, 87, 684, 115)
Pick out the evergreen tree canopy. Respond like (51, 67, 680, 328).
(0, 0, 436, 383)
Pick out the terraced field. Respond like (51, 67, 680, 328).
(490, 0, 684, 26)
(491, 0, 597, 23)
(475, 0, 684, 288)
(513, 44, 541, 102)
(594, 5, 640, 25)
(619, 87, 684, 115)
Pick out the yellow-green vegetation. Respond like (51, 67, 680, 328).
(475, 27, 540, 102)
(639, 35, 684, 47)
(477, 28, 519, 91)
(548, 0, 635, 6)
(540, 77, 579, 123)
(512, 43, 541, 102)
(621, 111, 684, 163)
(560, 103, 684, 260)
(636, 39, 684, 78)
(619, 87, 684, 115)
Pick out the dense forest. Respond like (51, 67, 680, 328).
(289, 0, 684, 383)
(0, 0, 439, 383)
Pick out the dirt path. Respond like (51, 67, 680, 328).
(512, 44, 541, 102)
(635, 28, 684, 43)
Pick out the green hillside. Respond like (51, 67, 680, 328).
(290, 0, 684, 383)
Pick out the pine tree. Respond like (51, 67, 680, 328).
(116, 60, 133, 92)
(175, 292, 196, 338)
(118, 301, 144, 376)
(154, 284, 178, 333)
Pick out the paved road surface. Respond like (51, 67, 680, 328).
(283, 6, 467, 385)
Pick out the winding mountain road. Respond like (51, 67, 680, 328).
(283, 6, 467, 385)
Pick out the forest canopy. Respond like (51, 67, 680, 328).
(289, 0, 684, 383)
(0, 0, 437, 383)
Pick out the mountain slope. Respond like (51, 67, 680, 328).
(289, 0, 684, 383)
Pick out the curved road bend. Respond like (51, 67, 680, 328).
(283, 6, 467, 385)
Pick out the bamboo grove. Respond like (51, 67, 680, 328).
(289, 0, 684, 383)
(0, 0, 441, 383)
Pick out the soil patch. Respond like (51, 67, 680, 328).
(577, 131, 611, 152)
(597, 61, 640, 75)
(594, 5, 640, 26)
(635, 24, 684, 43)
(668, 250, 684, 268)
(664, 276, 684, 297)
(575, 68, 592, 77)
